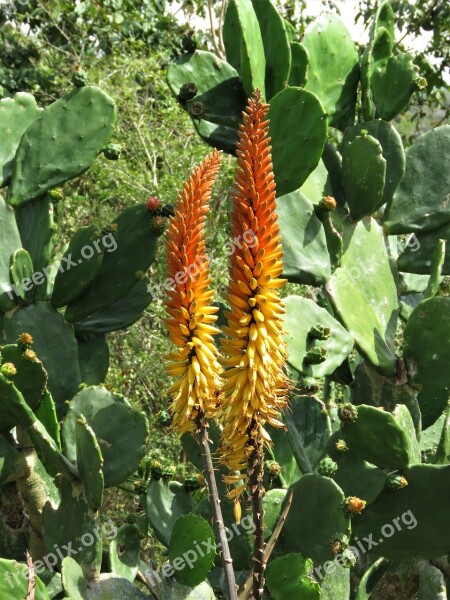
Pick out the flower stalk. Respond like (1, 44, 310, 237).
(164, 150, 238, 600)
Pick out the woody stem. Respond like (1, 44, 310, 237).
(248, 431, 265, 600)
(197, 414, 238, 600)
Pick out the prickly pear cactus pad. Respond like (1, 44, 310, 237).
(340, 120, 405, 207)
(266, 553, 320, 600)
(340, 218, 399, 344)
(0, 92, 41, 188)
(397, 223, 450, 275)
(169, 515, 216, 587)
(0, 558, 50, 599)
(62, 385, 128, 462)
(341, 132, 386, 221)
(223, 0, 266, 97)
(7, 86, 116, 208)
(0, 194, 22, 311)
(340, 404, 420, 469)
(167, 50, 246, 128)
(403, 297, 450, 389)
(276, 191, 331, 285)
(283, 296, 353, 377)
(251, 0, 291, 100)
(352, 465, 450, 559)
(268, 87, 328, 197)
(383, 125, 450, 234)
(302, 14, 359, 129)
(279, 474, 350, 563)
(289, 42, 309, 87)
(1, 302, 81, 415)
(146, 479, 195, 547)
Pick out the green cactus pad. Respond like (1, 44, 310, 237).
(192, 118, 239, 154)
(75, 415, 104, 510)
(0, 92, 41, 187)
(110, 524, 141, 582)
(0, 194, 22, 311)
(65, 204, 160, 323)
(371, 53, 423, 121)
(0, 557, 50, 599)
(268, 87, 328, 197)
(196, 495, 250, 570)
(2, 302, 81, 415)
(424, 239, 446, 298)
(51, 225, 103, 309)
(169, 515, 215, 587)
(320, 562, 351, 600)
(9, 248, 34, 303)
(276, 191, 331, 286)
(355, 558, 389, 600)
(418, 387, 449, 429)
(341, 218, 399, 344)
(361, 2, 395, 120)
(283, 296, 353, 378)
(384, 125, 450, 234)
(352, 464, 450, 559)
(327, 275, 396, 375)
(0, 342, 47, 411)
(8, 86, 116, 207)
(146, 479, 195, 547)
(61, 556, 87, 600)
(283, 393, 332, 473)
(266, 553, 320, 600)
(419, 410, 449, 461)
(403, 297, 450, 389)
(340, 404, 420, 469)
(43, 478, 102, 578)
(252, 0, 291, 99)
(72, 278, 151, 334)
(91, 402, 148, 487)
(0, 435, 24, 484)
(289, 42, 309, 87)
(0, 371, 35, 433)
(158, 577, 216, 600)
(77, 333, 109, 385)
(303, 14, 359, 129)
(14, 195, 54, 296)
(62, 385, 127, 462)
(35, 387, 61, 448)
(223, 0, 266, 98)
(279, 474, 350, 562)
(341, 120, 405, 207)
(342, 133, 386, 221)
(397, 223, 450, 275)
(328, 445, 386, 504)
(84, 573, 148, 599)
(167, 50, 246, 128)
(263, 489, 287, 539)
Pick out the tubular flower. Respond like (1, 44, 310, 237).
(164, 150, 223, 435)
(219, 90, 289, 510)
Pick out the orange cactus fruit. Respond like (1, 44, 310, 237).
(219, 89, 289, 504)
(164, 150, 223, 435)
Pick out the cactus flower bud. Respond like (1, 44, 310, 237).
(335, 439, 348, 452)
(18, 332, 33, 346)
(386, 473, 408, 490)
(338, 403, 358, 423)
(304, 346, 327, 364)
(146, 196, 161, 212)
(0, 363, 17, 378)
(318, 457, 338, 477)
(151, 215, 166, 235)
(72, 70, 87, 88)
(24, 350, 37, 362)
(346, 496, 366, 515)
(308, 324, 331, 340)
(319, 195, 337, 211)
